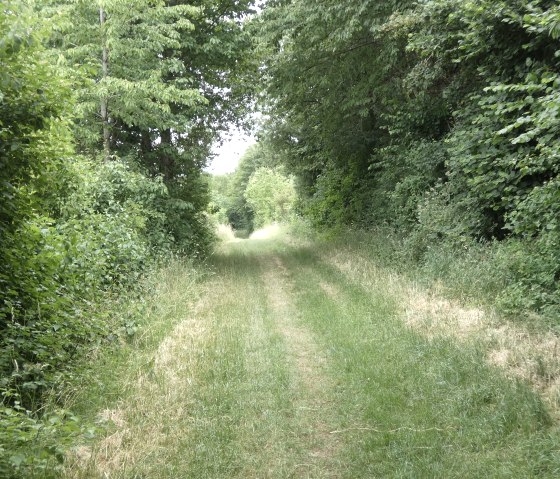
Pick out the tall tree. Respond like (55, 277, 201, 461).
(254, 0, 560, 314)
(45, 0, 257, 247)
(99, 6, 110, 160)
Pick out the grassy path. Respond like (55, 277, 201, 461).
(66, 231, 560, 478)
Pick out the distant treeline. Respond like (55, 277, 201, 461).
(209, 143, 296, 236)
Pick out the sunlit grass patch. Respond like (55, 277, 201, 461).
(215, 223, 239, 243)
(249, 223, 282, 240)
(321, 236, 560, 418)
(283, 245, 560, 477)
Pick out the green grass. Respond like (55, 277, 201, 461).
(282, 246, 558, 477)
(60, 229, 560, 478)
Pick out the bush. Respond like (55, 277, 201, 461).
(0, 156, 177, 476)
(0, 406, 93, 479)
(0, 157, 171, 405)
(244, 167, 297, 227)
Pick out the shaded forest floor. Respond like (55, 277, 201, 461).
(64, 228, 560, 478)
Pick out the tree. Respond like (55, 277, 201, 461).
(253, 0, 560, 314)
(44, 0, 257, 249)
(244, 167, 296, 227)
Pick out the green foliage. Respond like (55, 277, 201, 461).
(0, 405, 95, 478)
(42, 0, 257, 255)
(58, 158, 171, 289)
(0, 0, 72, 234)
(208, 141, 298, 234)
(0, 157, 172, 414)
(499, 177, 560, 315)
(208, 143, 266, 233)
(1, 1, 256, 474)
(302, 161, 368, 229)
(244, 167, 296, 227)
(50, 0, 254, 152)
(255, 0, 560, 319)
(208, 173, 233, 225)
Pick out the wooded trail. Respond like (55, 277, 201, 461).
(67, 231, 560, 478)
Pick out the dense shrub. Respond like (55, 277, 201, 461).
(0, 156, 172, 408)
(244, 167, 296, 227)
(256, 0, 560, 320)
(499, 177, 560, 316)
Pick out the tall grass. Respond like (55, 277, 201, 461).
(318, 226, 557, 330)
(316, 227, 560, 416)
(53, 259, 203, 478)
(282, 244, 560, 477)
(32, 229, 560, 477)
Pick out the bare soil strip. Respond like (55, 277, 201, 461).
(261, 255, 340, 478)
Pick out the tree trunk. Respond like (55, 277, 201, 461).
(141, 130, 152, 155)
(160, 129, 174, 182)
(100, 7, 110, 161)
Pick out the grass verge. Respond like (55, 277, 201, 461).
(281, 243, 560, 477)
(28, 227, 560, 478)
(59, 258, 205, 477)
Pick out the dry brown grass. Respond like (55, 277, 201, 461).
(318, 281, 343, 302)
(325, 247, 560, 417)
(484, 325, 560, 412)
(63, 267, 227, 478)
(404, 287, 486, 339)
(250, 223, 282, 240)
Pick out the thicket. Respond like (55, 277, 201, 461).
(209, 142, 296, 234)
(0, 0, 254, 475)
(254, 0, 560, 320)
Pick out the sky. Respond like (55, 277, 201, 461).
(206, 129, 257, 175)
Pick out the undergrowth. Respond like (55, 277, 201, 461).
(315, 225, 559, 333)
(0, 259, 202, 478)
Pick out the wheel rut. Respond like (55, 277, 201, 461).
(260, 254, 340, 478)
